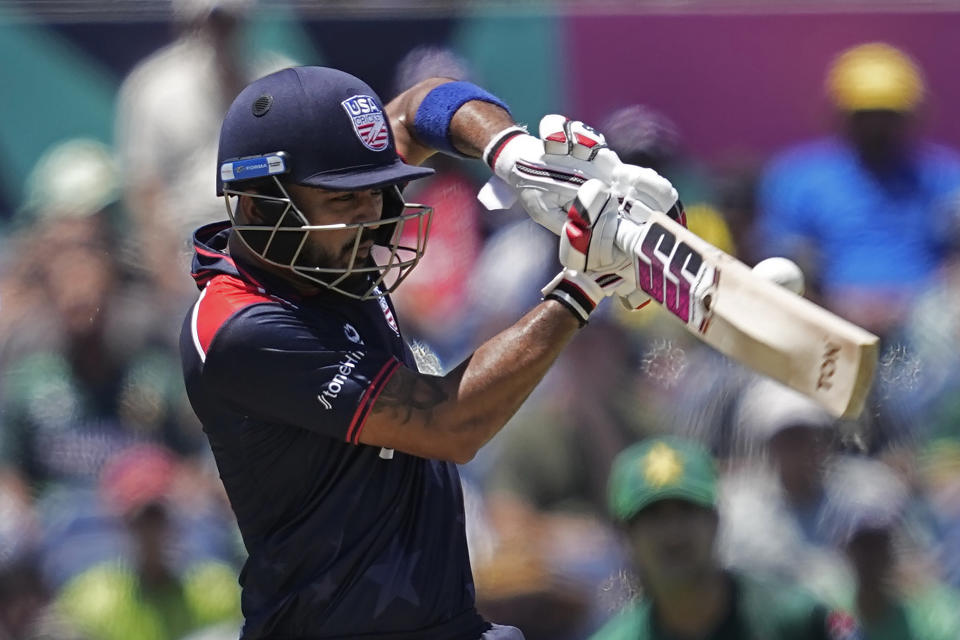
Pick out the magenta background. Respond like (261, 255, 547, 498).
(566, 11, 960, 164)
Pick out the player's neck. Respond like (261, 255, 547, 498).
(856, 578, 898, 625)
(652, 569, 729, 638)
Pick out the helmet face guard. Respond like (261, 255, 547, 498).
(215, 67, 438, 299)
(223, 176, 432, 300)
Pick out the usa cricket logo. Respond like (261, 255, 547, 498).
(341, 95, 389, 151)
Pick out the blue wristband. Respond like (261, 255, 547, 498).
(413, 81, 511, 157)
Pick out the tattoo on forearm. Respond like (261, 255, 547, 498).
(373, 369, 448, 425)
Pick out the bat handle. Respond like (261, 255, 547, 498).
(614, 215, 646, 256)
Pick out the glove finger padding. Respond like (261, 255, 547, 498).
(615, 266, 653, 310)
(539, 115, 607, 161)
(560, 179, 626, 273)
(610, 163, 680, 222)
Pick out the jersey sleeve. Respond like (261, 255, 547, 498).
(200, 303, 401, 444)
(748, 574, 853, 640)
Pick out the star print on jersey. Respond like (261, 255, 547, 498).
(308, 572, 340, 605)
(367, 537, 422, 618)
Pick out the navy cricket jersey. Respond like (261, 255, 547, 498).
(180, 222, 490, 639)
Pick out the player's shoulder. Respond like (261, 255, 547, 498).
(589, 601, 651, 640)
(765, 138, 847, 177)
(917, 140, 960, 163)
(188, 275, 302, 362)
(735, 570, 852, 639)
(736, 570, 820, 608)
(915, 141, 960, 182)
(197, 274, 291, 322)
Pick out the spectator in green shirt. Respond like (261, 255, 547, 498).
(56, 445, 241, 640)
(822, 455, 960, 640)
(592, 435, 852, 640)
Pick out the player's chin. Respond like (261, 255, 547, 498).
(347, 252, 376, 270)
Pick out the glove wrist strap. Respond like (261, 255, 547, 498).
(541, 270, 600, 327)
(482, 125, 528, 170)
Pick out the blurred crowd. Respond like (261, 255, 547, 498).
(2, 2, 960, 637)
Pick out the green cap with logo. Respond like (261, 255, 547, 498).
(608, 435, 718, 522)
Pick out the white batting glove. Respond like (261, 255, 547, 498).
(480, 115, 685, 311)
(559, 178, 625, 273)
(479, 115, 681, 234)
(545, 179, 660, 325)
(560, 178, 665, 311)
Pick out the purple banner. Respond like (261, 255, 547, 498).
(567, 11, 960, 162)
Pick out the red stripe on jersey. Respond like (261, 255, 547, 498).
(195, 245, 236, 265)
(350, 360, 400, 445)
(193, 275, 275, 358)
(346, 358, 401, 444)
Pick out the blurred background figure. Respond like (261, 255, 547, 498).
(601, 105, 736, 258)
(476, 317, 656, 639)
(717, 378, 854, 608)
(0, 139, 221, 612)
(114, 0, 294, 316)
(386, 45, 488, 369)
(0, 553, 86, 640)
(592, 436, 843, 639)
(0, 139, 204, 499)
(0, 138, 123, 365)
(757, 42, 960, 340)
(599, 104, 755, 460)
(56, 445, 241, 640)
(821, 456, 960, 640)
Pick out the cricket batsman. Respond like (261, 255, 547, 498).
(180, 65, 681, 638)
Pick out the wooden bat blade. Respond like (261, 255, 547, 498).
(621, 211, 879, 419)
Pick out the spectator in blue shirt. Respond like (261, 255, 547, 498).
(757, 42, 960, 339)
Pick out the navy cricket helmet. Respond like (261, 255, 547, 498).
(216, 66, 435, 300)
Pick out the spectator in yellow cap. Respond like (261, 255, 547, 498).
(591, 435, 851, 639)
(827, 43, 924, 171)
(756, 42, 960, 344)
(827, 42, 923, 113)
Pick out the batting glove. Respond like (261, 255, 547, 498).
(559, 178, 667, 312)
(559, 178, 627, 273)
(481, 115, 686, 311)
(479, 115, 681, 234)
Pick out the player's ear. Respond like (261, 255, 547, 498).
(237, 194, 261, 223)
(235, 178, 288, 224)
(237, 192, 289, 226)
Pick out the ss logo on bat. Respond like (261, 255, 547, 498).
(634, 222, 718, 333)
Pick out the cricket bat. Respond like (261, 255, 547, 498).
(617, 210, 879, 419)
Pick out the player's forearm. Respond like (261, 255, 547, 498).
(444, 300, 580, 453)
(362, 301, 579, 462)
(387, 78, 515, 166)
